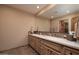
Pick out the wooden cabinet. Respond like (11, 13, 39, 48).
(40, 43, 61, 55)
(28, 35, 36, 49)
(47, 47, 61, 55)
(41, 39, 62, 55)
(28, 35, 79, 55)
(28, 35, 33, 46)
(28, 35, 41, 53)
(41, 39, 63, 54)
(35, 38, 41, 53)
(63, 47, 79, 55)
(40, 44, 49, 55)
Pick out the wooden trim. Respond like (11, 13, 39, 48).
(36, 4, 56, 16)
(76, 18, 79, 38)
(28, 44, 40, 55)
(0, 45, 27, 53)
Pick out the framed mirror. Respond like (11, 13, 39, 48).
(59, 19, 68, 34)
(76, 17, 79, 38)
(71, 17, 78, 32)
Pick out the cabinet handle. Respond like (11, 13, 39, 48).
(49, 50, 53, 54)
(70, 52, 72, 55)
(47, 49, 51, 54)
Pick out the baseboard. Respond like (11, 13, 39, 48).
(0, 44, 28, 53)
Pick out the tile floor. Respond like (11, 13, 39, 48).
(0, 45, 38, 55)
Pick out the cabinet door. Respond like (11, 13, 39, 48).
(28, 35, 33, 46)
(30, 38, 35, 48)
(63, 47, 79, 55)
(41, 39, 63, 53)
(40, 44, 49, 55)
(35, 38, 41, 53)
(40, 40, 61, 55)
(28, 35, 31, 45)
(40, 43, 61, 55)
(47, 48, 61, 55)
(64, 49, 79, 55)
(28, 35, 36, 49)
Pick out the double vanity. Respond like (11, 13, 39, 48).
(28, 33, 79, 55)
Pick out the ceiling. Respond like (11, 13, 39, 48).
(6, 4, 48, 14)
(6, 4, 79, 19)
(41, 4, 79, 19)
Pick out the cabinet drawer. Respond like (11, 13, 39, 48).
(41, 39, 63, 53)
(40, 43, 61, 55)
(40, 44, 49, 55)
(35, 38, 41, 53)
(63, 47, 79, 55)
(47, 48, 61, 55)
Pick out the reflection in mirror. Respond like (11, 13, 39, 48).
(59, 19, 68, 34)
(76, 17, 79, 38)
(71, 17, 78, 39)
(71, 17, 78, 32)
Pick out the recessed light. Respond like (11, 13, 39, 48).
(37, 6, 39, 9)
(51, 16, 54, 18)
(66, 10, 70, 13)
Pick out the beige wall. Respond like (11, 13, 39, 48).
(0, 5, 50, 51)
(51, 13, 79, 32)
(35, 17, 50, 31)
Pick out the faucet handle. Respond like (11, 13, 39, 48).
(64, 35, 67, 38)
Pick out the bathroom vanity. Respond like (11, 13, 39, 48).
(28, 34, 79, 55)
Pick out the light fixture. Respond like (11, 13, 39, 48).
(37, 6, 39, 9)
(66, 10, 70, 13)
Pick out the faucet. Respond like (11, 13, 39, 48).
(63, 35, 67, 39)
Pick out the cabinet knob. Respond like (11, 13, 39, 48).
(70, 52, 72, 55)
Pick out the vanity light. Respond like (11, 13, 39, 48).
(37, 6, 39, 9)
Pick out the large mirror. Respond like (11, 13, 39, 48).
(59, 19, 68, 34)
(71, 17, 78, 32)
(76, 17, 79, 38)
(59, 17, 78, 35)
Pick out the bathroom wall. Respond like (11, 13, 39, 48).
(0, 5, 50, 51)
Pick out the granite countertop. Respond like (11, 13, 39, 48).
(30, 34, 79, 50)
